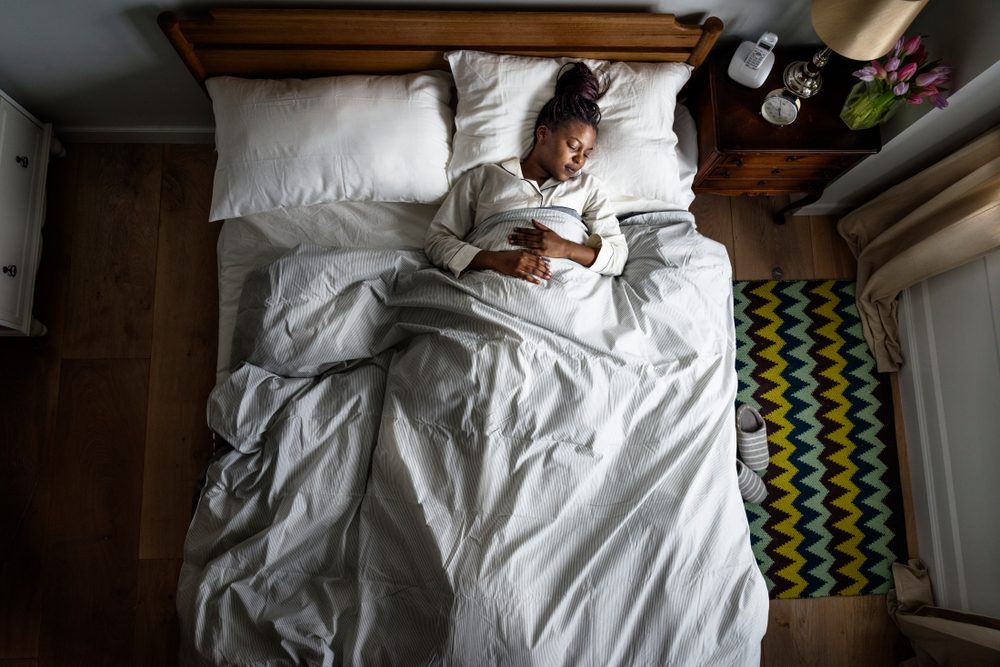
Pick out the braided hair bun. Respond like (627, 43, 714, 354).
(534, 62, 604, 135)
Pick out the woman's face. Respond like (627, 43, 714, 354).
(532, 120, 597, 182)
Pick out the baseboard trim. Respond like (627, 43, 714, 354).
(788, 201, 859, 217)
(54, 126, 215, 144)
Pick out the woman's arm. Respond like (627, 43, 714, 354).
(424, 171, 483, 277)
(581, 184, 628, 276)
(425, 169, 551, 284)
(507, 178, 627, 276)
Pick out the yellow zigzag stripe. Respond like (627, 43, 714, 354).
(815, 281, 867, 595)
(753, 283, 807, 599)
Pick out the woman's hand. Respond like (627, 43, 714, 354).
(510, 219, 597, 268)
(468, 250, 551, 285)
(508, 219, 572, 258)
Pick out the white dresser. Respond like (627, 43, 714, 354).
(0, 88, 52, 335)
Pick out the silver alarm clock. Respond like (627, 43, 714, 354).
(761, 88, 800, 126)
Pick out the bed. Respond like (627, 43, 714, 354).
(160, 8, 768, 666)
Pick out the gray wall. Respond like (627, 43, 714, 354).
(0, 0, 822, 137)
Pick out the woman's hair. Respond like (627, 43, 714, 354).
(533, 62, 604, 136)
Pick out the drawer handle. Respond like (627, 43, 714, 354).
(2, 264, 16, 277)
(16, 155, 29, 168)
(785, 156, 802, 162)
(771, 168, 782, 175)
(734, 158, 744, 168)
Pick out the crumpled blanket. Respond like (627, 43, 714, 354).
(178, 207, 768, 666)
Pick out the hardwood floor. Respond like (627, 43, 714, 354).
(0, 143, 908, 665)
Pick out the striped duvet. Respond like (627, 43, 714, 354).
(178, 208, 768, 666)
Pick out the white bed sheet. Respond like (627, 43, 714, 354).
(215, 104, 701, 380)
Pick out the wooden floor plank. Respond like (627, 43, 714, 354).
(0, 349, 49, 660)
(810, 215, 857, 280)
(139, 145, 219, 560)
(763, 595, 902, 666)
(731, 195, 816, 281)
(690, 194, 735, 270)
(134, 559, 183, 667)
(37, 359, 149, 667)
(890, 373, 920, 560)
(61, 144, 162, 360)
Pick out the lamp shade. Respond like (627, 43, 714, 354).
(811, 0, 929, 61)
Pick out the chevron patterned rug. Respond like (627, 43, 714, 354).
(733, 280, 907, 599)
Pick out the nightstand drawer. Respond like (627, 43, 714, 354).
(719, 154, 860, 169)
(698, 177, 823, 193)
(706, 165, 837, 180)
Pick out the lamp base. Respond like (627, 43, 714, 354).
(783, 47, 832, 99)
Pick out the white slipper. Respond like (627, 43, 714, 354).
(737, 459, 767, 503)
(736, 404, 769, 472)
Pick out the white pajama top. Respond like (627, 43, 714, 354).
(424, 158, 628, 277)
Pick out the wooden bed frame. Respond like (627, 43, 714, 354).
(158, 8, 723, 89)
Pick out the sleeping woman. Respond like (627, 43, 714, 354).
(424, 62, 628, 285)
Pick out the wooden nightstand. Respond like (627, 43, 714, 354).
(692, 47, 881, 223)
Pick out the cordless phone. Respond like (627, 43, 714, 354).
(743, 33, 778, 70)
(727, 32, 779, 88)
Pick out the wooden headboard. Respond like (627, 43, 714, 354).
(158, 8, 723, 89)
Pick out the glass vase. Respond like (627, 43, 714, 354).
(839, 81, 903, 130)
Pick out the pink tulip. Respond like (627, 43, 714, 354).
(916, 66, 951, 87)
(930, 93, 949, 108)
(886, 56, 901, 72)
(894, 82, 910, 96)
(872, 60, 887, 79)
(906, 93, 924, 104)
(898, 62, 918, 81)
(899, 35, 922, 57)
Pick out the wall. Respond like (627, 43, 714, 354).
(897, 248, 1000, 618)
(0, 0, 817, 142)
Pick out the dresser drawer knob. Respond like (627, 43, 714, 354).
(3, 264, 16, 277)
(757, 180, 767, 186)
(785, 155, 802, 162)
(734, 158, 744, 168)
(771, 168, 782, 175)
(15, 155, 29, 168)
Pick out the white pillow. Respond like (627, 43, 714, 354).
(445, 51, 693, 213)
(207, 72, 454, 221)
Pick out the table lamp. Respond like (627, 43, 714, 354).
(783, 0, 929, 98)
